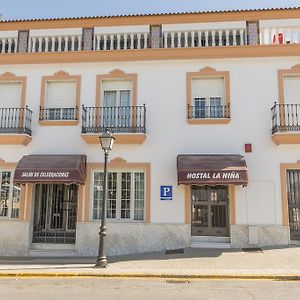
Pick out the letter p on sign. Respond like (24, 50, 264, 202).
(160, 186, 172, 200)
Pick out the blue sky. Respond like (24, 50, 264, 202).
(0, 0, 299, 20)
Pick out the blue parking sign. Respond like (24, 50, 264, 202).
(160, 186, 172, 200)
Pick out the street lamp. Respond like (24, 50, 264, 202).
(95, 129, 115, 268)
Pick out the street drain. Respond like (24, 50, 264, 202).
(165, 248, 184, 255)
(165, 279, 190, 284)
(242, 247, 263, 252)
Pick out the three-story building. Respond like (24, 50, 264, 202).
(0, 7, 300, 256)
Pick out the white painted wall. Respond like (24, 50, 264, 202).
(1, 56, 300, 228)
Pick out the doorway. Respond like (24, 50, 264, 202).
(191, 185, 229, 237)
(32, 184, 78, 244)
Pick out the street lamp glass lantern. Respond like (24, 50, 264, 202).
(99, 130, 115, 151)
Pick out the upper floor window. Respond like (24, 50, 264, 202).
(0, 170, 20, 219)
(0, 81, 22, 108)
(186, 67, 230, 124)
(192, 78, 225, 119)
(45, 80, 77, 120)
(40, 71, 80, 123)
(92, 171, 145, 222)
(283, 76, 300, 104)
(100, 79, 133, 128)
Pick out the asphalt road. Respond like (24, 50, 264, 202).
(0, 278, 300, 300)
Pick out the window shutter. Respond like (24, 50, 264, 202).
(284, 76, 300, 104)
(102, 80, 132, 91)
(0, 82, 22, 108)
(192, 78, 224, 99)
(45, 81, 77, 108)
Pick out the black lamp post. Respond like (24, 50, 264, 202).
(95, 129, 115, 268)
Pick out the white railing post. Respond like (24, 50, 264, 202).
(219, 30, 223, 46)
(233, 30, 237, 46)
(7, 38, 12, 53)
(58, 36, 62, 52)
(71, 36, 75, 51)
(124, 34, 128, 49)
(171, 32, 175, 48)
(205, 31, 209, 46)
(117, 34, 121, 50)
(240, 29, 245, 46)
(130, 34, 134, 49)
(45, 37, 49, 52)
(184, 31, 188, 47)
(51, 37, 55, 52)
(110, 34, 114, 50)
(143, 33, 148, 49)
(137, 33, 141, 49)
(197, 31, 202, 47)
(103, 35, 107, 50)
(177, 32, 181, 48)
(191, 31, 195, 47)
(212, 30, 216, 46)
(225, 30, 230, 46)
(38, 37, 43, 52)
(164, 32, 168, 48)
(77, 35, 82, 51)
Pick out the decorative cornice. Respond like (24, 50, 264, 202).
(0, 72, 17, 80)
(198, 66, 217, 74)
(53, 70, 71, 78)
(290, 64, 300, 72)
(110, 157, 128, 165)
(108, 69, 126, 76)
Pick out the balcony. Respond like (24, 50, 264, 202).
(1, 19, 300, 64)
(81, 105, 146, 144)
(39, 107, 79, 126)
(271, 103, 300, 145)
(0, 107, 32, 145)
(163, 28, 246, 48)
(187, 104, 231, 124)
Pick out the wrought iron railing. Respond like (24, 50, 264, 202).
(187, 104, 230, 119)
(271, 102, 300, 134)
(0, 107, 32, 135)
(39, 107, 78, 121)
(82, 105, 146, 134)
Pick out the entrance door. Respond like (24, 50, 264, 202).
(191, 185, 229, 237)
(286, 170, 300, 240)
(33, 184, 78, 244)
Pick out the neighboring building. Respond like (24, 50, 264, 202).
(0, 7, 300, 256)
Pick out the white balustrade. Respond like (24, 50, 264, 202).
(28, 35, 82, 52)
(0, 37, 18, 53)
(260, 26, 300, 45)
(163, 28, 246, 48)
(93, 32, 149, 51)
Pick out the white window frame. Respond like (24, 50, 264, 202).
(0, 170, 20, 219)
(193, 96, 223, 118)
(91, 169, 146, 223)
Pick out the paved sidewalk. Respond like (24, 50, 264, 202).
(0, 246, 300, 279)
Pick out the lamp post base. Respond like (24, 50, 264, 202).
(95, 257, 108, 268)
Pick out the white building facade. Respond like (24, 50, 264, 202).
(0, 7, 300, 256)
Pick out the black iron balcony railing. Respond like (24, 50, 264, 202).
(39, 107, 78, 121)
(271, 102, 300, 134)
(0, 107, 32, 135)
(187, 104, 230, 119)
(82, 105, 146, 134)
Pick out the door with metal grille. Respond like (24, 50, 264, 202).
(191, 185, 229, 237)
(33, 184, 78, 244)
(286, 170, 300, 240)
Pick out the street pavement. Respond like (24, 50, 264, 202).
(1, 278, 300, 300)
(0, 246, 300, 279)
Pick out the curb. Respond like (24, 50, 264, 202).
(0, 272, 300, 281)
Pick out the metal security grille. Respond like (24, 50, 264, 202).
(286, 170, 300, 240)
(33, 184, 78, 244)
(191, 185, 229, 237)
